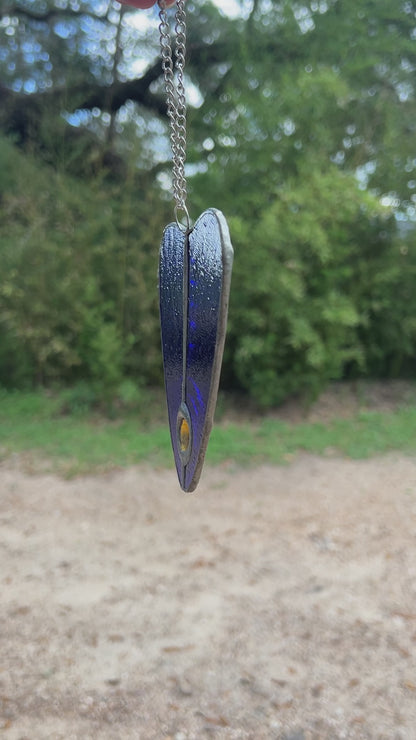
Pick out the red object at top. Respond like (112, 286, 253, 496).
(117, 0, 177, 8)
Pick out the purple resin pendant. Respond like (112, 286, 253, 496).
(159, 208, 233, 492)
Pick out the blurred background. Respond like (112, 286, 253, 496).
(0, 0, 415, 413)
(1, 6, 416, 737)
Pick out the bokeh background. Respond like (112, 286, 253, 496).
(1, 0, 415, 411)
(1, 5, 416, 738)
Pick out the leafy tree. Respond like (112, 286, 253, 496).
(1, 0, 414, 201)
(189, 0, 416, 215)
(0, 1, 235, 176)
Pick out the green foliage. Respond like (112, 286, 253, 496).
(189, 0, 416, 212)
(223, 164, 402, 406)
(0, 136, 167, 398)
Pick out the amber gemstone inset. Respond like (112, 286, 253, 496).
(179, 417, 190, 452)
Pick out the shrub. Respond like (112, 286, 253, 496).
(225, 165, 401, 406)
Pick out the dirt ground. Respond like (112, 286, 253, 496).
(1, 447, 416, 740)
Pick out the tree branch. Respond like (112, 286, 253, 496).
(77, 60, 166, 115)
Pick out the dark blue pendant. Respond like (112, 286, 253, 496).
(159, 209, 233, 492)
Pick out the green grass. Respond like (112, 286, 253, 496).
(0, 390, 173, 475)
(0, 389, 416, 476)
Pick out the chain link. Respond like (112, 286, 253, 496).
(158, 0, 190, 230)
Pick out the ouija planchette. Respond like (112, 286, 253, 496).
(159, 208, 233, 492)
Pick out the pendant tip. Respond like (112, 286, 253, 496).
(180, 479, 199, 494)
(178, 462, 200, 493)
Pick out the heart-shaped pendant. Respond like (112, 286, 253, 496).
(159, 209, 233, 492)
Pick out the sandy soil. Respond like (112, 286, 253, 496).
(1, 454, 416, 739)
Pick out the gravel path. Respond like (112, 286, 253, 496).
(1, 454, 416, 739)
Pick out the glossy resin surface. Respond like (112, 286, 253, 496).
(159, 209, 233, 492)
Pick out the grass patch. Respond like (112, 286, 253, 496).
(0, 388, 415, 475)
(257, 408, 416, 462)
(0, 389, 173, 474)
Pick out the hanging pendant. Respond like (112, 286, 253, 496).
(159, 208, 233, 492)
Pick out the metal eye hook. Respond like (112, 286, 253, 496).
(174, 203, 191, 233)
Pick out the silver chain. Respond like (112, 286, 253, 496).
(158, 0, 190, 230)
